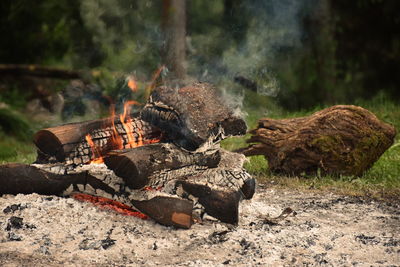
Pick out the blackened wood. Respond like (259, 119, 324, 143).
(34, 117, 161, 164)
(241, 178, 256, 199)
(0, 64, 83, 79)
(237, 105, 397, 176)
(104, 143, 221, 189)
(141, 82, 247, 150)
(131, 196, 193, 229)
(177, 181, 241, 225)
(0, 163, 116, 196)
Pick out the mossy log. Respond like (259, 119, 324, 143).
(237, 105, 396, 176)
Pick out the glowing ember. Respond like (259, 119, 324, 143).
(72, 193, 148, 219)
(85, 134, 104, 163)
(127, 76, 138, 92)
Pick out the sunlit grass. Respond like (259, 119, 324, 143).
(0, 134, 36, 164)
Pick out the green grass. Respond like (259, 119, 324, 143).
(0, 133, 36, 164)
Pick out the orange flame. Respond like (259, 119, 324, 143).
(119, 100, 142, 148)
(85, 70, 163, 165)
(127, 76, 138, 92)
(109, 103, 123, 150)
(85, 134, 104, 163)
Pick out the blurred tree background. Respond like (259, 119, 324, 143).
(0, 0, 399, 141)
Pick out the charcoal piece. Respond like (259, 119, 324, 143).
(101, 237, 116, 249)
(141, 82, 246, 150)
(3, 204, 25, 214)
(104, 143, 220, 189)
(6, 216, 24, 231)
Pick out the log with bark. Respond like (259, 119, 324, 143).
(104, 143, 221, 189)
(237, 105, 396, 176)
(34, 116, 162, 165)
(141, 82, 247, 150)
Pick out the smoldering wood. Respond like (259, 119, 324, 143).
(141, 82, 247, 150)
(176, 181, 241, 224)
(0, 163, 116, 196)
(131, 196, 193, 229)
(104, 143, 221, 189)
(0, 64, 83, 79)
(237, 105, 397, 176)
(34, 116, 161, 164)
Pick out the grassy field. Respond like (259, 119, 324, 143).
(0, 93, 399, 200)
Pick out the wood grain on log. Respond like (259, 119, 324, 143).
(237, 105, 396, 176)
(141, 82, 247, 150)
(0, 163, 116, 196)
(34, 117, 161, 164)
(104, 143, 221, 189)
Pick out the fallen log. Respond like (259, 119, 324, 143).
(34, 116, 162, 164)
(0, 64, 83, 79)
(104, 143, 221, 189)
(237, 105, 396, 176)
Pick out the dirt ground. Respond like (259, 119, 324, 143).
(0, 184, 399, 267)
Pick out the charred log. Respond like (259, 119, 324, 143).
(237, 105, 397, 176)
(177, 181, 241, 224)
(104, 143, 221, 189)
(141, 82, 247, 150)
(34, 117, 161, 165)
(0, 163, 116, 196)
(131, 196, 193, 229)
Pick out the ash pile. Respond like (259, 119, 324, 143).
(0, 82, 255, 229)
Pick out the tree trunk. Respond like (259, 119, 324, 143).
(237, 105, 396, 176)
(162, 0, 186, 80)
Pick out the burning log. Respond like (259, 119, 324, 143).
(104, 143, 221, 189)
(237, 105, 397, 176)
(1, 81, 254, 228)
(141, 82, 247, 150)
(34, 116, 161, 165)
